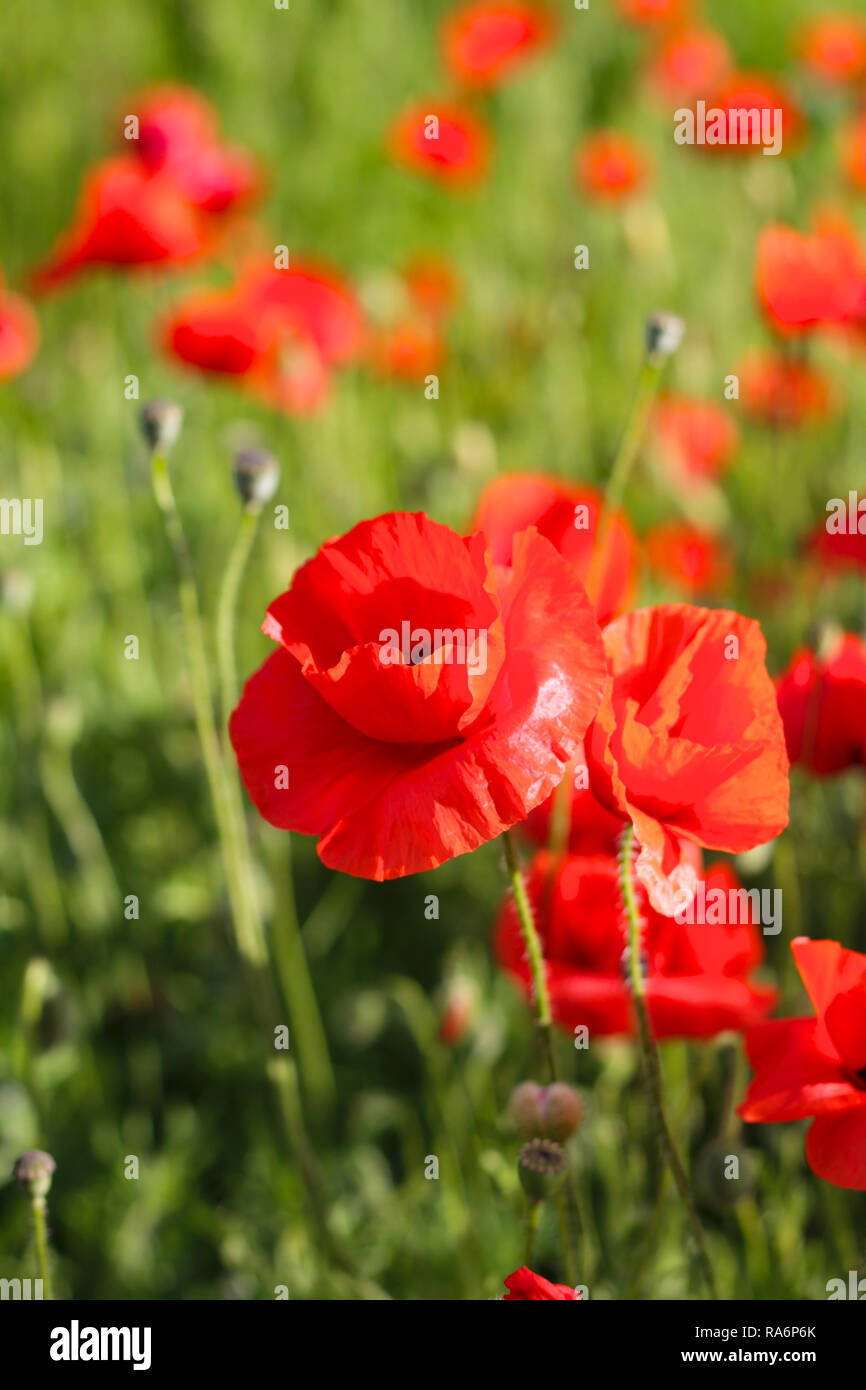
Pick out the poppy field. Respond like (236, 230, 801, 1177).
(2, 0, 866, 1308)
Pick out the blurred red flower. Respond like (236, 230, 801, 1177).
(775, 635, 866, 777)
(807, 501, 866, 574)
(650, 395, 739, 481)
(403, 254, 461, 320)
(496, 852, 776, 1038)
(162, 259, 363, 413)
(0, 272, 39, 380)
(739, 937, 866, 1189)
(575, 131, 648, 201)
(704, 73, 803, 155)
(368, 256, 460, 382)
(503, 1266, 579, 1299)
(798, 15, 866, 84)
(756, 223, 863, 334)
(645, 520, 732, 595)
(230, 513, 607, 879)
(442, 2, 555, 87)
(647, 26, 731, 101)
(31, 157, 212, 291)
(585, 604, 789, 916)
(737, 349, 835, 428)
(130, 84, 261, 213)
(471, 472, 638, 625)
(388, 101, 491, 185)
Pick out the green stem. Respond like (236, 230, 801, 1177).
(525, 1200, 541, 1266)
(150, 451, 267, 970)
(216, 508, 259, 737)
(503, 830, 557, 1079)
(215, 507, 335, 1112)
(619, 825, 718, 1299)
(31, 1195, 52, 1300)
(587, 359, 661, 598)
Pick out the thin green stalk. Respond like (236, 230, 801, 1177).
(216, 508, 259, 737)
(31, 1195, 52, 1300)
(619, 825, 718, 1299)
(525, 1199, 541, 1266)
(150, 450, 267, 970)
(503, 830, 556, 1079)
(587, 359, 661, 598)
(216, 507, 335, 1112)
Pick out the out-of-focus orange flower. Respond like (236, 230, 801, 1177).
(30, 157, 212, 291)
(575, 131, 648, 202)
(756, 223, 863, 334)
(737, 349, 835, 428)
(130, 85, 261, 214)
(471, 473, 638, 626)
(441, 1, 555, 88)
(370, 316, 444, 381)
(647, 26, 732, 101)
(403, 254, 461, 320)
(798, 15, 866, 84)
(650, 396, 738, 481)
(645, 520, 732, 595)
(0, 271, 39, 381)
(617, 0, 691, 26)
(840, 114, 866, 193)
(702, 73, 804, 155)
(388, 101, 491, 186)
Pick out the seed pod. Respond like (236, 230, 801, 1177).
(518, 1138, 568, 1201)
(139, 399, 183, 452)
(13, 1150, 56, 1200)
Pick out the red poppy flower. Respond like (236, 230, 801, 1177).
(524, 739, 626, 854)
(471, 473, 638, 626)
(585, 605, 790, 917)
(737, 349, 835, 429)
(704, 73, 803, 156)
(503, 1266, 579, 1300)
(798, 16, 866, 84)
(616, 0, 690, 25)
(230, 513, 607, 880)
(388, 101, 491, 186)
(645, 521, 732, 596)
(650, 396, 738, 481)
(0, 273, 39, 380)
(775, 635, 866, 777)
(756, 223, 863, 334)
(647, 27, 732, 101)
(30, 156, 211, 291)
(162, 260, 363, 414)
(575, 132, 648, 202)
(442, 2, 555, 88)
(496, 852, 776, 1039)
(131, 84, 260, 214)
(739, 937, 866, 1189)
(806, 501, 866, 575)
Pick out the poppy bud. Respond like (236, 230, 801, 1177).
(517, 1138, 568, 1201)
(233, 448, 281, 511)
(139, 398, 183, 453)
(645, 311, 685, 367)
(13, 1149, 56, 1200)
(508, 1081, 583, 1141)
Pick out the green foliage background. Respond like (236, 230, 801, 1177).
(0, 0, 864, 1299)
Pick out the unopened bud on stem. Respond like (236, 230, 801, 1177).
(233, 448, 281, 511)
(139, 399, 183, 453)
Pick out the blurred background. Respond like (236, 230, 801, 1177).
(1, 0, 865, 1299)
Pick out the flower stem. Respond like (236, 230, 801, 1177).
(215, 507, 335, 1113)
(525, 1199, 541, 1266)
(587, 359, 661, 599)
(150, 450, 267, 970)
(503, 829, 557, 1080)
(618, 824, 718, 1299)
(31, 1194, 52, 1300)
